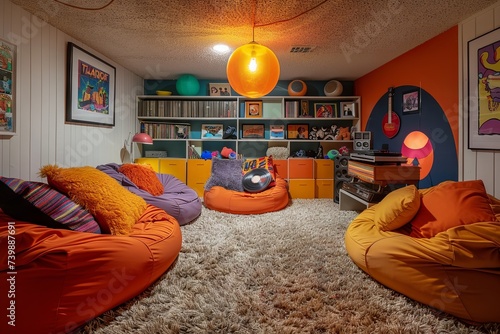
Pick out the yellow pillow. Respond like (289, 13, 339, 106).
(39, 165, 147, 235)
(374, 185, 420, 231)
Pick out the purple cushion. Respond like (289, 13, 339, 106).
(97, 163, 201, 225)
(0, 177, 101, 233)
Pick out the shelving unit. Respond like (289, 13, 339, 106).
(135, 94, 361, 199)
(136, 95, 361, 159)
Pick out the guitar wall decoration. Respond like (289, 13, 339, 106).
(382, 87, 400, 138)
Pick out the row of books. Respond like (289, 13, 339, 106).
(140, 122, 190, 139)
(138, 100, 238, 118)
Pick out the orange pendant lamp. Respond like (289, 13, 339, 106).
(227, 38, 280, 98)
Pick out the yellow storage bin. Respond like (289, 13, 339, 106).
(159, 159, 187, 183)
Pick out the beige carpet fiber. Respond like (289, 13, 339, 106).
(80, 199, 499, 333)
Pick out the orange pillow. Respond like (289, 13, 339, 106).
(410, 180, 497, 238)
(39, 165, 147, 235)
(119, 163, 164, 196)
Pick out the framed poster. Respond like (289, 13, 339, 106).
(468, 27, 500, 150)
(0, 38, 15, 134)
(314, 103, 336, 118)
(242, 124, 265, 138)
(402, 90, 419, 114)
(66, 42, 116, 127)
(201, 124, 223, 139)
(287, 124, 309, 139)
(245, 101, 263, 118)
(340, 102, 357, 118)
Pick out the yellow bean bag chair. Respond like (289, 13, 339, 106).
(344, 180, 500, 323)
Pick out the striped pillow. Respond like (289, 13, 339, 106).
(0, 177, 101, 233)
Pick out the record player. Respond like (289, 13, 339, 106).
(342, 179, 390, 202)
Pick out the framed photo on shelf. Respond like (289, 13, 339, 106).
(340, 102, 357, 118)
(201, 124, 223, 139)
(270, 125, 285, 139)
(0, 38, 15, 134)
(467, 26, 500, 149)
(314, 103, 337, 118)
(287, 124, 309, 139)
(242, 124, 265, 138)
(66, 42, 116, 127)
(209, 83, 231, 96)
(402, 90, 419, 114)
(245, 101, 263, 118)
(299, 100, 313, 117)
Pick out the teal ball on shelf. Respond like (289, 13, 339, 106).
(176, 74, 200, 96)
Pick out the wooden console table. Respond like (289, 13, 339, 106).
(339, 160, 420, 211)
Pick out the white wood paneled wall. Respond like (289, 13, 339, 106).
(460, 1, 500, 197)
(0, 0, 143, 181)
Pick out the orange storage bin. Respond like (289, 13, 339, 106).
(288, 158, 313, 179)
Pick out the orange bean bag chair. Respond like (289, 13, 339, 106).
(0, 167, 182, 333)
(0, 205, 181, 334)
(204, 177, 290, 214)
(344, 180, 500, 323)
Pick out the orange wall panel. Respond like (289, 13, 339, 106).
(355, 26, 459, 153)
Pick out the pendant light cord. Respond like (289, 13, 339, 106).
(52, 0, 115, 10)
(253, 0, 329, 28)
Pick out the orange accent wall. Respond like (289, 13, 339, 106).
(354, 26, 459, 153)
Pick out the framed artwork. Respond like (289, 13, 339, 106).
(66, 42, 116, 127)
(402, 90, 419, 114)
(287, 124, 309, 139)
(340, 102, 357, 118)
(245, 101, 263, 118)
(299, 100, 313, 117)
(209, 83, 231, 96)
(201, 124, 223, 139)
(241, 124, 265, 138)
(0, 38, 15, 134)
(468, 26, 500, 150)
(314, 103, 337, 118)
(270, 125, 285, 139)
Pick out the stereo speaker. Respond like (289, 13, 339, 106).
(334, 155, 352, 203)
(353, 131, 372, 151)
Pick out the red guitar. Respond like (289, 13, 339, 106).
(382, 87, 400, 138)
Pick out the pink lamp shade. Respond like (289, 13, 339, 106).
(132, 133, 153, 144)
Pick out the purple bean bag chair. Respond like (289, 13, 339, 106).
(97, 163, 201, 225)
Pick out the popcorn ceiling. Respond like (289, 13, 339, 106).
(10, 0, 497, 80)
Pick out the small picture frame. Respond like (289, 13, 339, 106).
(242, 124, 265, 138)
(201, 124, 223, 139)
(245, 101, 263, 118)
(287, 124, 309, 139)
(402, 90, 419, 114)
(314, 103, 337, 118)
(209, 83, 232, 96)
(270, 125, 285, 139)
(299, 100, 313, 117)
(340, 102, 357, 118)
